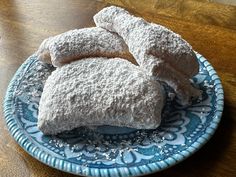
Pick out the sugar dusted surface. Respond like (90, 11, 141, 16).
(94, 6, 201, 105)
(38, 57, 164, 135)
(36, 27, 133, 67)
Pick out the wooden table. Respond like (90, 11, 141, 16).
(0, 0, 235, 176)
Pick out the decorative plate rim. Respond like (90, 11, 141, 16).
(3, 52, 224, 177)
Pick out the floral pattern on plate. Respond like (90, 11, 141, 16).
(4, 53, 224, 177)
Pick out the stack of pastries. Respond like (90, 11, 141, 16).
(36, 6, 200, 135)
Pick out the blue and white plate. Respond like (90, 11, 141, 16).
(4, 53, 224, 177)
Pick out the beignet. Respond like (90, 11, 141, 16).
(38, 58, 164, 135)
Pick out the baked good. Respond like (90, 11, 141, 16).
(94, 6, 200, 105)
(37, 6, 202, 135)
(36, 27, 136, 67)
(38, 57, 164, 135)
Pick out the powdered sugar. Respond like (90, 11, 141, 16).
(38, 58, 164, 135)
(36, 27, 135, 67)
(94, 6, 200, 105)
(37, 6, 201, 135)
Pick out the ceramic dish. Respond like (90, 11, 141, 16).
(3, 53, 224, 177)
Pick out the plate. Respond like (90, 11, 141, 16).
(3, 53, 224, 177)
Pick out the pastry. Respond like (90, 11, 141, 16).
(36, 27, 136, 67)
(37, 6, 202, 135)
(38, 57, 164, 135)
(94, 6, 200, 105)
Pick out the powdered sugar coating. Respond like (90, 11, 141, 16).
(94, 6, 200, 105)
(94, 6, 198, 77)
(36, 27, 135, 67)
(38, 57, 164, 135)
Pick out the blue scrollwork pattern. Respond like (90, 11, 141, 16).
(10, 53, 221, 170)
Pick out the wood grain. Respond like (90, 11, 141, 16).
(0, 0, 235, 176)
(105, 0, 236, 30)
